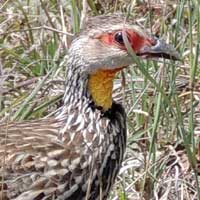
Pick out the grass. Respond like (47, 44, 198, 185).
(0, 0, 200, 199)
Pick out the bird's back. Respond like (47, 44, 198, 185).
(0, 102, 126, 200)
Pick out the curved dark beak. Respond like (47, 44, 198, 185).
(137, 37, 181, 61)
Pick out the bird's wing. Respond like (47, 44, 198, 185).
(0, 118, 99, 199)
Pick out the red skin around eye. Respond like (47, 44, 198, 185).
(126, 30, 153, 53)
(96, 29, 156, 53)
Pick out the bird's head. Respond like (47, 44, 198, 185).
(67, 15, 180, 111)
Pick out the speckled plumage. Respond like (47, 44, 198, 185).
(0, 102, 126, 200)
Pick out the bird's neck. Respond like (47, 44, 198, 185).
(88, 69, 121, 111)
(62, 66, 122, 113)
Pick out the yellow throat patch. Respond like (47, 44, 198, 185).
(88, 68, 123, 111)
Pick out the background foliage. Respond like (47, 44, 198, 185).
(0, 0, 200, 199)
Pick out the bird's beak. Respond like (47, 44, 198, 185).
(137, 37, 181, 61)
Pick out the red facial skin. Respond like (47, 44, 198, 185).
(95, 29, 156, 54)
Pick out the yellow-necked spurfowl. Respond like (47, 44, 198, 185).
(0, 14, 180, 200)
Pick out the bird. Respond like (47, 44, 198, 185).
(0, 14, 180, 200)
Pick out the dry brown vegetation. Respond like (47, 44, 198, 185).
(0, 0, 200, 199)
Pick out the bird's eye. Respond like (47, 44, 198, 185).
(114, 32, 124, 45)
